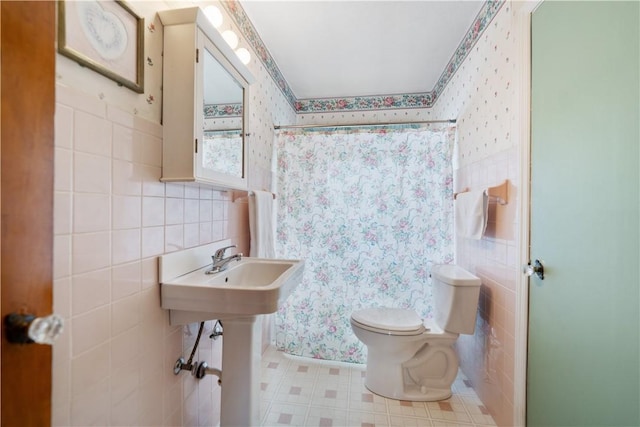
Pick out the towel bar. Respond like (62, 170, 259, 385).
(453, 180, 508, 205)
(232, 190, 276, 203)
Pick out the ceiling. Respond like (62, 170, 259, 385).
(238, 0, 484, 100)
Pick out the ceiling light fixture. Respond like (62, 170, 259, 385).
(203, 5, 223, 28)
(235, 47, 251, 65)
(221, 30, 239, 49)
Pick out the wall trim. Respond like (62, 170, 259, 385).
(514, 0, 542, 425)
(221, 0, 505, 114)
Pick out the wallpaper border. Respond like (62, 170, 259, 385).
(221, 0, 505, 113)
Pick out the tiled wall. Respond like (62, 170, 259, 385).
(52, 1, 295, 425)
(431, 2, 523, 426)
(52, 0, 525, 425)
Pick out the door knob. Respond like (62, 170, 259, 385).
(525, 259, 545, 280)
(4, 313, 64, 345)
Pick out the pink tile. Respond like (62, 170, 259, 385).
(71, 269, 110, 316)
(75, 110, 111, 157)
(140, 133, 162, 167)
(112, 159, 141, 196)
(142, 196, 165, 227)
(112, 261, 141, 301)
(278, 413, 292, 424)
(297, 365, 308, 373)
(54, 235, 72, 279)
(111, 326, 141, 371)
(140, 165, 165, 197)
(165, 198, 184, 224)
(55, 148, 73, 191)
(268, 362, 279, 369)
(113, 195, 141, 230)
(319, 417, 332, 427)
(329, 368, 340, 375)
(54, 192, 72, 235)
(74, 152, 111, 194)
(325, 390, 337, 398)
(111, 294, 140, 335)
(71, 306, 110, 356)
(71, 342, 110, 397)
(112, 124, 136, 161)
(73, 193, 110, 233)
(55, 103, 74, 149)
(112, 229, 141, 265)
(289, 386, 301, 395)
(72, 232, 110, 274)
(141, 226, 164, 258)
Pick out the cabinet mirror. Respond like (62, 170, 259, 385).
(159, 7, 254, 190)
(200, 40, 244, 179)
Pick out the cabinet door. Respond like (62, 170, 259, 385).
(195, 30, 248, 189)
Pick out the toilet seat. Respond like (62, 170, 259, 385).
(351, 307, 427, 336)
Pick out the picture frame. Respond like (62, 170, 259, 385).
(57, 0, 144, 93)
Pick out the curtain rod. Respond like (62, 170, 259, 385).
(273, 119, 456, 130)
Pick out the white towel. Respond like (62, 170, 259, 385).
(248, 190, 276, 257)
(455, 190, 488, 240)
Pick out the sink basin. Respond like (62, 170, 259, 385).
(161, 257, 304, 321)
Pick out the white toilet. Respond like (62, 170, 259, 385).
(350, 264, 481, 401)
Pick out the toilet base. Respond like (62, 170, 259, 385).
(365, 383, 452, 402)
(363, 340, 459, 402)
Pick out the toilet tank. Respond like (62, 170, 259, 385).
(431, 264, 481, 334)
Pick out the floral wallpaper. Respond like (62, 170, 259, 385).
(274, 125, 455, 363)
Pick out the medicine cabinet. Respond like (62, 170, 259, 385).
(158, 7, 255, 190)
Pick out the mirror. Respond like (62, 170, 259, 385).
(202, 49, 244, 178)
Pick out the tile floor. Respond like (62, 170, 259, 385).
(260, 346, 496, 427)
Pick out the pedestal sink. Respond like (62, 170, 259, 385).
(159, 240, 304, 427)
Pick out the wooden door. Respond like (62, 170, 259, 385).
(528, 2, 639, 426)
(1, 2, 56, 425)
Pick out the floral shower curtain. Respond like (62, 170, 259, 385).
(274, 124, 455, 363)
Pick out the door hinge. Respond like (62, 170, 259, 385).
(195, 138, 198, 153)
(196, 48, 199, 63)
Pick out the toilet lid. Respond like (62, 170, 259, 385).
(351, 307, 423, 332)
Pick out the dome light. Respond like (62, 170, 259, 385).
(221, 30, 239, 49)
(235, 47, 251, 65)
(203, 6, 223, 28)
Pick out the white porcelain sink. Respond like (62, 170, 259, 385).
(161, 255, 304, 322)
(159, 241, 303, 426)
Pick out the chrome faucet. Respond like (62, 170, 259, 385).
(206, 245, 242, 274)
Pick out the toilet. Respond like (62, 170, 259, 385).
(350, 264, 481, 401)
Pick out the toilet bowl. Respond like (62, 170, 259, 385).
(350, 264, 481, 401)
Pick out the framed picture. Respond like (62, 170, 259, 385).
(57, 0, 144, 93)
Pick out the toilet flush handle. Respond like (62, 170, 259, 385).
(525, 259, 545, 280)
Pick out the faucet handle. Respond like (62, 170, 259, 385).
(213, 245, 236, 260)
